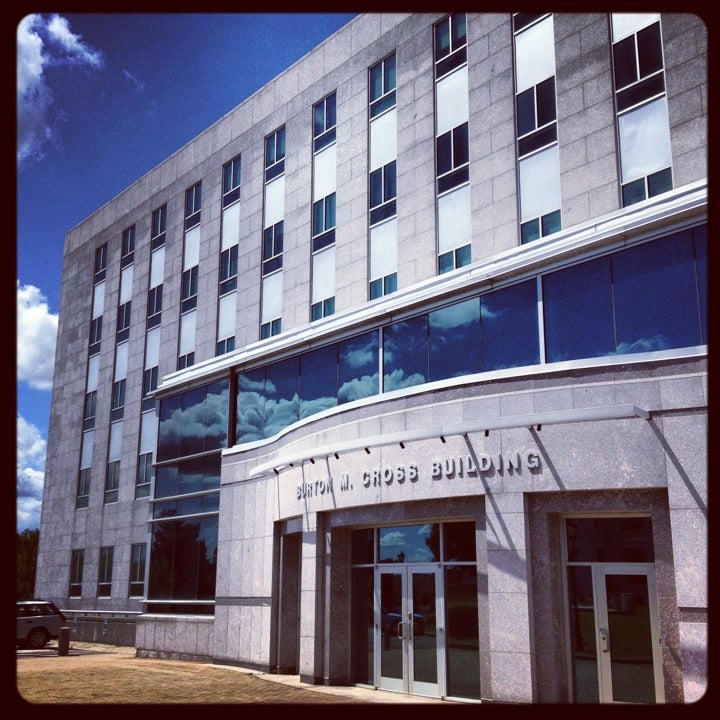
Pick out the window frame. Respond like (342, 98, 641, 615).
(219, 245, 239, 294)
(97, 545, 114, 598)
(369, 53, 397, 118)
(436, 122, 470, 194)
(184, 182, 202, 229)
(146, 284, 163, 329)
(312, 193, 336, 251)
(76, 468, 91, 509)
(94, 244, 107, 282)
(69, 549, 84, 597)
(313, 91, 337, 152)
(136, 452, 153, 499)
(105, 459, 120, 504)
(181, 266, 199, 313)
(128, 543, 147, 597)
(116, 301, 131, 342)
(151, 205, 167, 249)
(265, 126, 286, 182)
(222, 155, 242, 207)
(434, 13, 468, 79)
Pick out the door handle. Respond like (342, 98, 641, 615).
(397, 621, 406, 639)
(599, 627, 611, 653)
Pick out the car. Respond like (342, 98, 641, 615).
(16, 600, 67, 649)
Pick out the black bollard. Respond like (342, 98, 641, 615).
(58, 627, 70, 656)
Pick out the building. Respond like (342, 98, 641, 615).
(36, 12, 707, 704)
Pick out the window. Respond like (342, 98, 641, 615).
(116, 301, 131, 342)
(262, 222, 284, 275)
(76, 468, 90, 509)
(89, 317, 102, 355)
(369, 161, 397, 225)
(216, 337, 235, 355)
(434, 13, 467, 78)
(121, 225, 135, 268)
(177, 352, 195, 370)
(612, 15, 671, 207)
(151, 204, 167, 249)
(312, 193, 336, 251)
(370, 53, 396, 118)
(142, 366, 158, 411)
(369, 273, 397, 300)
(438, 244, 472, 274)
(147, 285, 163, 328)
(185, 182, 202, 229)
(97, 546, 113, 597)
(94, 244, 107, 282)
(260, 319, 281, 340)
(69, 549, 84, 597)
(136, 452, 153, 499)
(82, 390, 97, 431)
(612, 20, 664, 112)
(618, 97, 672, 207)
(514, 14, 561, 242)
(105, 460, 120, 504)
(222, 155, 242, 207)
(516, 76, 557, 156)
(311, 297, 335, 322)
(181, 266, 199, 313)
(129, 543, 147, 597)
(265, 126, 286, 181)
(111, 379, 126, 421)
(313, 92, 337, 152)
(219, 245, 238, 294)
(436, 122, 469, 193)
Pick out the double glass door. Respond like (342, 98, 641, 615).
(376, 565, 444, 697)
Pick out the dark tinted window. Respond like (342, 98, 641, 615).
(338, 331, 380, 404)
(384, 315, 428, 392)
(157, 380, 229, 462)
(265, 356, 301, 437)
(565, 517, 654, 563)
(236, 367, 267, 443)
(481, 280, 540, 370)
(299, 345, 339, 419)
(543, 257, 615, 362)
(429, 298, 481, 381)
(443, 521, 476, 562)
(155, 454, 220, 499)
(613, 233, 700, 353)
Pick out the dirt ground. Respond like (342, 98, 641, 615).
(15, 642, 362, 705)
(15, 642, 442, 707)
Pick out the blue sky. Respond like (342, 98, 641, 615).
(16, 12, 357, 533)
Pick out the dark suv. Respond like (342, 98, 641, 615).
(16, 600, 67, 649)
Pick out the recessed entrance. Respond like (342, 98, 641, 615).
(564, 516, 664, 703)
(351, 520, 481, 701)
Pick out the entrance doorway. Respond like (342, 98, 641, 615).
(376, 565, 444, 697)
(350, 520, 480, 700)
(564, 517, 664, 703)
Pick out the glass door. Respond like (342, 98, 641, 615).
(376, 565, 444, 697)
(567, 563, 664, 703)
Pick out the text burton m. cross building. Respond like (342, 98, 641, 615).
(36, 12, 707, 704)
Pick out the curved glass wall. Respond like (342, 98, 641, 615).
(233, 224, 705, 446)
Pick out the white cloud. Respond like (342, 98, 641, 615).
(17, 13, 104, 168)
(17, 282, 58, 390)
(17, 415, 46, 532)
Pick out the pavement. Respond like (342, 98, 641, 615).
(16, 641, 450, 705)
